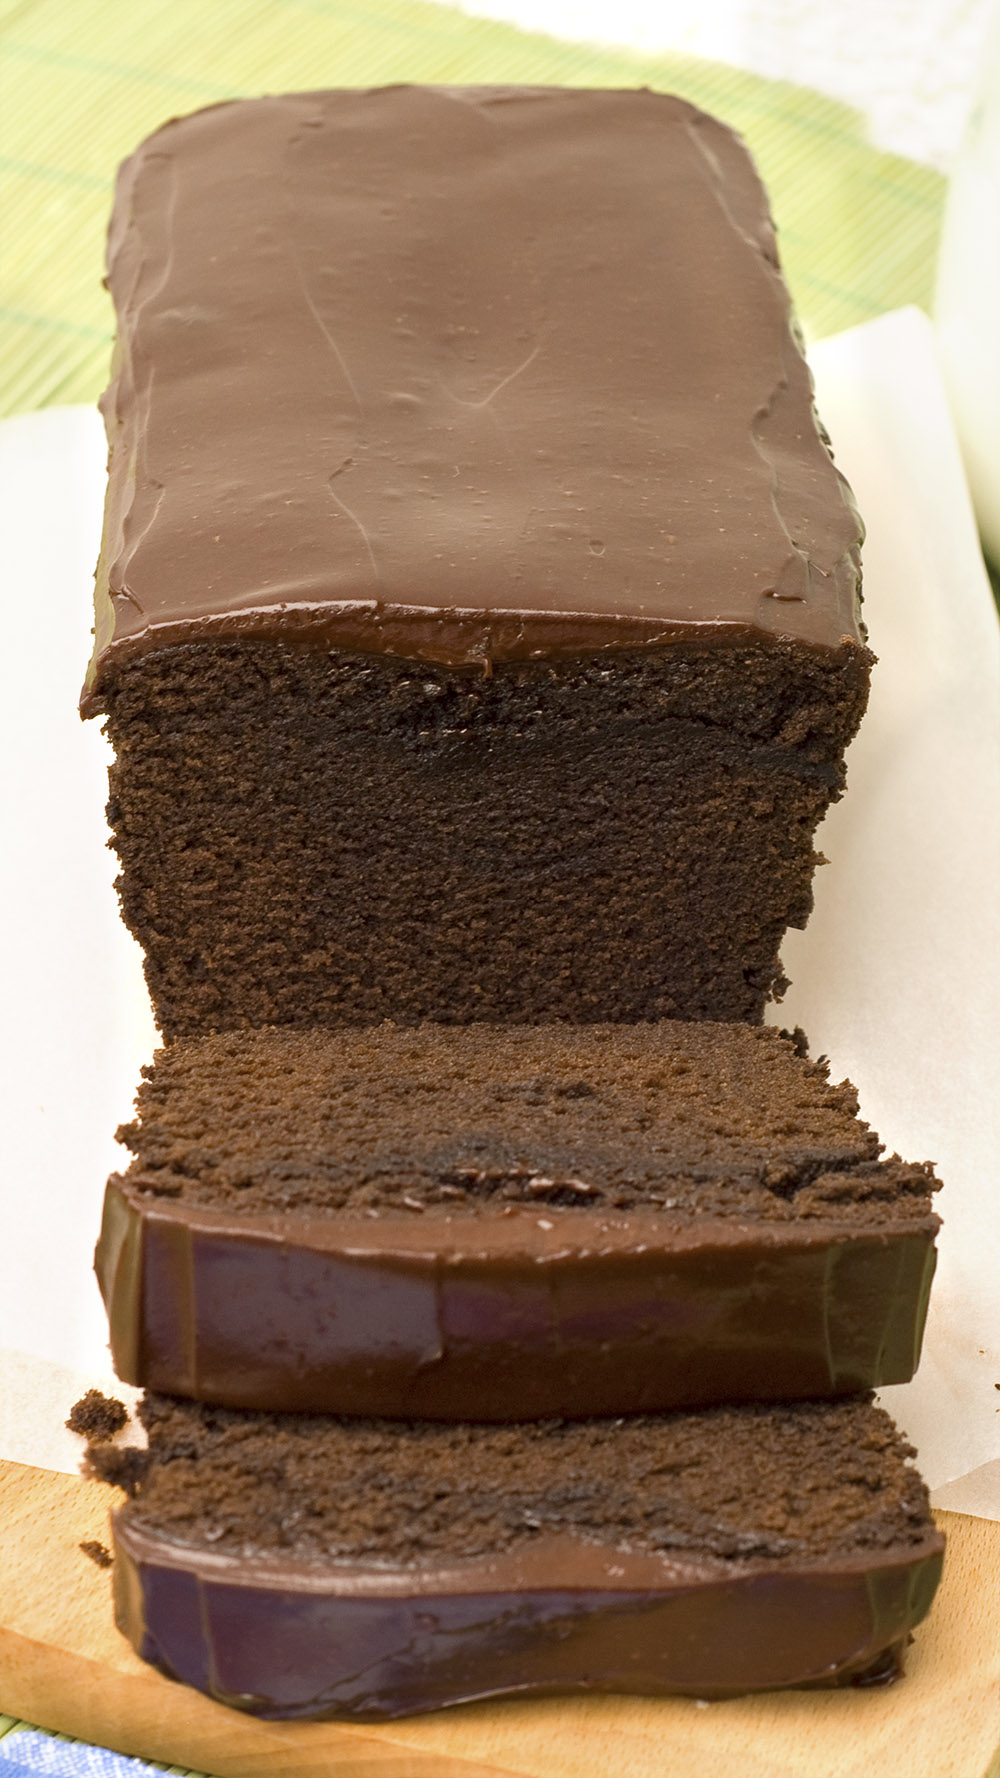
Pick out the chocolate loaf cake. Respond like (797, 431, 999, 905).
(81, 86, 869, 1040)
(94, 1393, 944, 1720)
(96, 1023, 938, 1417)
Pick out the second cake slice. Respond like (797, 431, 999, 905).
(90, 1394, 944, 1719)
(97, 1022, 938, 1418)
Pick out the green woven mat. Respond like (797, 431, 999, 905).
(1, 0, 944, 418)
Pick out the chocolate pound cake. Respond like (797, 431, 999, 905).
(81, 86, 869, 1039)
(96, 1023, 938, 1417)
(94, 1394, 944, 1720)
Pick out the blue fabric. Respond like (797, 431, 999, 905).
(0, 1731, 177, 1778)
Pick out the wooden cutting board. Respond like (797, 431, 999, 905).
(1, 1460, 997, 1778)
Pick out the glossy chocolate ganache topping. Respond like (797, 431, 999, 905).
(83, 86, 863, 711)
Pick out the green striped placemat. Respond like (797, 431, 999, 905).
(1, 0, 944, 417)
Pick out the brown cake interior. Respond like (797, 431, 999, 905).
(95, 1395, 935, 1570)
(101, 639, 869, 1042)
(114, 1020, 936, 1227)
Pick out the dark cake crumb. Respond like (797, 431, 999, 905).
(98, 639, 870, 1041)
(79, 1539, 113, 1569)
(67, 1389, 129, 1441)
(84, 1442, 150, 1497)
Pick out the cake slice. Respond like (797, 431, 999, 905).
(81, 86, 869, 1038)
(96, 1022, 938, 1417)
(90, 1394, 944, 1720)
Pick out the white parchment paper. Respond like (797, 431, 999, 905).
(782, 308, 1000, 1517)
(0, 307, 996, 1510)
